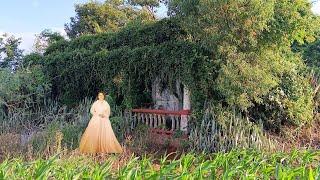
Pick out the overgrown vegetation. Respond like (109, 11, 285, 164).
(1, 0, 319, 134)
(36, 0, 319, 132)
(0, 0, 320, 178)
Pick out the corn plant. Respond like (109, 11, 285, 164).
(0, 149, 319, 179)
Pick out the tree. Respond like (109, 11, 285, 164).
(169, 0, 319, 127)
(0, 33, 23, 70)
(0, 64, 51, 115)
(292, 30, 320, 117)
(127, 0, 166, 18)
(33, 29, 65, 54)
(64, 0, 155, 38)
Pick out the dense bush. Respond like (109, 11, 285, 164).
(0, 65, 50, 118)
(292, 33, 320, 118)
(294, 34, 320, 75)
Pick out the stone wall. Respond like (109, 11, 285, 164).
(152, 78, 183, 111)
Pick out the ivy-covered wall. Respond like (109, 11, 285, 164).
(44, 19, 214, 111)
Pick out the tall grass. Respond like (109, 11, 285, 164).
(0, 98, 92, 135)
(1, 96, 277, 159)
(0, 97, 129, 159)
(189, 107, 275, 153)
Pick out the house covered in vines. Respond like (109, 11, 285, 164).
(44, 19, 213, 133)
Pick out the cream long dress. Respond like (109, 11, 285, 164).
(79, 100, 123, 153)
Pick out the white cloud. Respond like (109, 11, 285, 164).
(0, 31, 35, 53)
(13, 32, 37, 54)
(51, 27, 67, 37)
(311, 1, 320, 15)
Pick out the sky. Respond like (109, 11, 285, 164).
(0, 0, 319, 53)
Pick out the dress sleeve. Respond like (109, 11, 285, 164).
(90, 102, 96, 115)
(105, 101, 111, 117)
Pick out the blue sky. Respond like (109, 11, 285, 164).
(0, 0, 319, 52)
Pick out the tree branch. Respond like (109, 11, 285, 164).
(314, 84, 320, 97)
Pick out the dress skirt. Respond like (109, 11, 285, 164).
(79, 114, 123, 153)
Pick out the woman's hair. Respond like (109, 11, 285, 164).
(98, 92, 105, 96)
(96, 91, 107, 100)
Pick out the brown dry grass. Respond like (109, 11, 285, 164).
(0, 133, 23, 161)
(269, 115, 320, 152)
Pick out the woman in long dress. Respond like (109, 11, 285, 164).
(79, 92, 123, 153)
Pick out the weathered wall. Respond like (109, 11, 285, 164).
(152, 78, 183, 111)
